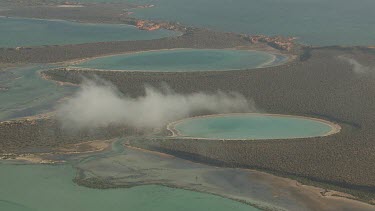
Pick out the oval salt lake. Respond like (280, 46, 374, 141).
(169, 113, 340, 140)
(74, 49, 284, 71)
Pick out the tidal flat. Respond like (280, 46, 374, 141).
(2, 137, 373, 211)
(0, 162, 257, 211)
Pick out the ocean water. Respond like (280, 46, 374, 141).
(0, 17, 178, 48)
(32, 0, 375, 46)
(0, 66, 76, 121)
(0, 163, 258, 211)
(75, 49, 277, 71)
(174, 114, 335, 140)
(128, 0, 375, 46)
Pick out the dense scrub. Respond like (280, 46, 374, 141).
(0, 118, 140, 154)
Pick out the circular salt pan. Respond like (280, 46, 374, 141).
(74, 49, 285, 72)
(169, 113, 340, 140)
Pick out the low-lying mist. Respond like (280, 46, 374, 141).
(57, 79, 256, 130)
(338, 55, 374, 74)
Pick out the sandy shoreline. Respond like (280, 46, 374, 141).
(167, 113, 342, 140)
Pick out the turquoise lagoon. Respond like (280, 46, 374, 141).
(75, 49, 278, 71)
(172, 114, 337, 140)
(0, 163, 258, 211)
(0, 17, 177, 48)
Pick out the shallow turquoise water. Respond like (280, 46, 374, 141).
(0, 17, 177, 48)
(75, 49, 275, 71)
(0, 164, 258, 211)
(174, 114, 334, 140)
(0, 66, 76, 121)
